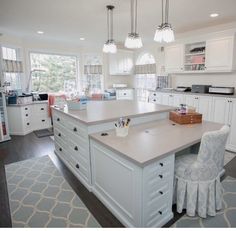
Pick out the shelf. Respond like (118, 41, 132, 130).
(185, 52, 205, 56)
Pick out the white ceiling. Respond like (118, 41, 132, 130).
(0, 0, 236, 46)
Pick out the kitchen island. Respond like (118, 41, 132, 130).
(51, 100, 223, 227)
(90, 120, 222, 227)
(51, 100, 175, 190)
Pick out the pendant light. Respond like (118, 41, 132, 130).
(125, 0, 143, 49)
(103, 5, 117, 53)
(154, 0, 175, 43)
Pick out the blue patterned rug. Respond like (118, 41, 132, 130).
(172, 176, 236, 227)
(5, 155, 100, 228)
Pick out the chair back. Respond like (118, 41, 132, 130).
(197, 125, 230, 174)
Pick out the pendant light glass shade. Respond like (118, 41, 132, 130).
(125, 33, 143, 49)
(154, 0, 175, 43)
(125, 0, 143, 49)
(103, 5, 117, 53)
(103, 40, 117, 53)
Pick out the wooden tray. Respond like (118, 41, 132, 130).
(169, 111, 202, 124)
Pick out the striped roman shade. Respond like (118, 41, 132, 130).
(134, 63, 156, 75)
(2, 59, 23, 73)
(84, 65, 102, 75)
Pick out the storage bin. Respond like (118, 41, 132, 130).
(67, 99, 87, 110)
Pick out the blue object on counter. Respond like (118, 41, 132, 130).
(7, 95, 17, 105)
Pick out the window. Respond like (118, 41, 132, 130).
(1, 46, 23, 90)
(82, 54, 103, 94)
(135, 53, 157, 102)
(30, 52, 78, 94)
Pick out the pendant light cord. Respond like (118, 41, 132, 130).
(165, 0, 169, 24)
(161, 0, 164, 25)
(130, 0, 138, 34)
(135, 0, 138, 34)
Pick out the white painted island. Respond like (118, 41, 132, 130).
(51, 100, 223, 227)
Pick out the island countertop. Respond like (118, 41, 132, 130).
(52, 100, 175, 125)
(90, 119, 223, 166)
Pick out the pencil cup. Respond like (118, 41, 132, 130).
(115, 127, 129, 137)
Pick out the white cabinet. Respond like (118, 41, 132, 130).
(164, 45, 184, 73)
(185, 95, 212, 121)
(228, 99, 236, 151)
(91, 140, 174, 227)
(211, 97, 236, 152)
(205, 37, 235, 72)
(109, 50, 134, 75)
(116, 88, 134, 100)
(7, 102, 51, 135)
(211, 97, 230, 124)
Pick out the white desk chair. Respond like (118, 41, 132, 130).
(174, 125, 230, 218)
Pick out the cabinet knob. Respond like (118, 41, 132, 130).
(159, 191, 163, 195)
(27, 122, 30, 126)
(42, 119, 45, 122)
(73, 127, 77, 132)
(25, 108, 28, 110)
(59, 148, 62, 152)
(159, 163, 164, 167)
(159, 211, 163, 215)
(154, 94, 156, 96)
(159, 174, 163, 179)
(58, 133, 61, 137)
(57, 118, 60, 122)
(124, 93, 127, 95)
(74, 146, 78, 151)
(76, 164, 80, 169)
(41, 108, 44, 110)
(153, 99, 156, 102)
(25, 114, 28, 117)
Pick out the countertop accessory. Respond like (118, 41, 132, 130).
(169, 111, 202, 124)
(209, 86, 235, 95)
(191, 85, 211, 94)
(115, 117, 131, 137)
(67, 97, 88, 110)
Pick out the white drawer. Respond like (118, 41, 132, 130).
(149, 92, 159, 98)
(54, 127, 67, 142)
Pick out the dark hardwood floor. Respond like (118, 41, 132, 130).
(0, 133, 235, 227)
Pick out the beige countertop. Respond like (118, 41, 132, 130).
(52, 100, 175, 125)
(90, 119, 223, 167)
(7, 100, 48, 107)
(150, 89, 236, 98)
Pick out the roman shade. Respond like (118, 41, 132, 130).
(2, 59, 23, 73)
(84, 65, 102, 75)
(134, 63, 156, 74)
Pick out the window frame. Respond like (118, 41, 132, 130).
(28, 50, 80, 93)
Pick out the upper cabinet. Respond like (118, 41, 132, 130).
(109, 50, 134, 76)
(164, 44, 184, 73)
(205, 37, 235, 72)
(165, 35, 236, 74)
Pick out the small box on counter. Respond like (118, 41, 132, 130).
(169, 111, 202, 125)
(67, 96, 88, 110)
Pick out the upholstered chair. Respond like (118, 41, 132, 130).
(174, 125, 230, 218)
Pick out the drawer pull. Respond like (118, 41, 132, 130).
(159, 174, 163, 179)
(74, 146, 78, 151)
(124, 93, 127, 95)
(57, 118, 60, 122)
(27, 122, 30, 126)
(159, 191, 163, 195)
(159, 163, 164, 167)
(58, 133, 61, 137)
(59, 148, 62, 152)
(76, 164, 80, 169)
(153, 99, 156, 102)
(41, 108, 44, 110)
(42, 119, 45, 122)
(25, 114, 28, 117)
(154, 93, 156, 96)
(25, 108, 28, 110)
(73, 127, 77, 132)
(159, 211, 162, 215)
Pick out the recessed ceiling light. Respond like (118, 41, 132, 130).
(210, 13, 219, 18)
(37, 31, 44, 34)
(80, 37, 85, 41)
